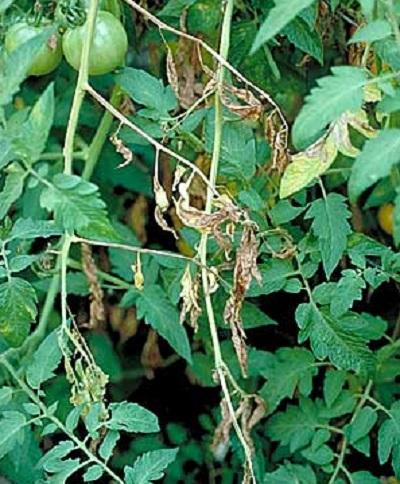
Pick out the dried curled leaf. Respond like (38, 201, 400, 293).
(81, 242, 105, 329)
(175, 178, 242, 251)
(224, 224, 261, 377)
(154, 151, 178, 238)
(221, 83, 263, 121)
(179, 264, 201, 332)
(265, 109, 289, 173)
(110, 131, 133, 168)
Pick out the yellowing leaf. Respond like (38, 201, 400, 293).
(280, 136, 337, 198)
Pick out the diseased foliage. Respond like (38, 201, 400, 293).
(1, 0, 400, 483)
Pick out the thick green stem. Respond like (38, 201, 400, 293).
(63, 0, 99, 175)
(82, 86, 121, 180)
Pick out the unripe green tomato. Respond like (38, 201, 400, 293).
(62, 11, 128, 76)
(5, 23, 62, 76)
(81, 0, 121, 17)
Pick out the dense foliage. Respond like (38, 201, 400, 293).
(1, 0, 400, 482)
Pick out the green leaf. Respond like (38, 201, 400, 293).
(12, 84, 54, 163)
(83, 464, 103, 482)
(283, 18, 323, 64)
(0, 134, 15, 171)
(323, 369, 346, 407)
(158, 0, 198, 17)
(9, 218, 62, 240)
(251, 0, 316, 53)
(345, 406, 377, 447)
(26, 330, 62, 389)
(0, 277, 37, 346)
(0, 165, 26, 220)
(349, 20, 392, 44)
(136, 285, 192, 363)
(292, 67, 368, 149)
(330, 270, 366, 317)
(99, 430, 120, 461)
(0, 0, 15, 12)
(0, 411, 26, 459)
(106, 401, 159, 433)
(0, 28, 54, 106)
(266, 398, 325, 452)
(296, 303, 374, 372)
(117, 68, 177, 117)
(124, 448, 178, 484)
(247, 259, 295, 297)
(264, 463, 317, 484)
(378, 401, 400, 475)
(259, 347, 317, 414)
(40, 174, 118, 239)
(348, 129, 400, 203)
(305, 194, 352, 278)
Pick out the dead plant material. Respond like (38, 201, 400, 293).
(175, 178, 242, 252)
(221, 83, 263, 121)
(81, 243, 105, 329)
(211, 398, 231, 461)
(154, 150, 178, 238)
(109, 305, 139, 344)
(141, 329, 164, 379)
(224, 224, 261, 377)
(166, 38, 204, 109)
(110, 130, 133, 168)
(179, 264, 201, 332)
(265, 110, 290, 173)
(127, 195, 148, 244)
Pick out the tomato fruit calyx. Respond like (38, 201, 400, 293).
(62, 11, 128, 76)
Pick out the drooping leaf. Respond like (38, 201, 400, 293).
(305, 193, 352, 278)
(124, 448, 178, 484)
(345, 406, 377, 455)
(40, 174, 119, 240)
(12, 83, 54, 163)
(348, 129, 400, 203)
(99, 430, 120, 461)
(106, 402, 159, 434)
(136, 285, 192, 363)
(251, 0, 316, 53)
(296, 303, 374, 372)
(26, 330, 62, 389)
(292, 67, 368, 149)
(0, 277, 37, 346)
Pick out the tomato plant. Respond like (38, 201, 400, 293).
(3, 1, 400, 483)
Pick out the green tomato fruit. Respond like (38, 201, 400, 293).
(5, 22, 63, 76)
(62, 11, 128, 76)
